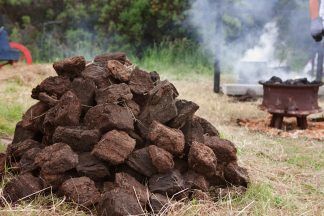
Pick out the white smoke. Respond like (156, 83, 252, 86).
(188, 0, 315, 83)
(241, 22, 279, 63)
(188, 0, 277, 62)
(236, 21, 285, 83)
(187, 0, 224, 60)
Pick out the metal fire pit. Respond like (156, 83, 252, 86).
(260, 82, 323, 129)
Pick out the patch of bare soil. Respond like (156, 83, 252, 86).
(237, 116, 324, 140)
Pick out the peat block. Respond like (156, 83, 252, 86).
(92, 130, 135, 165)
(59, 176, 101, 207)
(3, 173, 43, 202)
(76, 153, 110, 179)
(107, 60, 132, 82)
(188, 142, 217, 177)
(84, 103, 134, 132)
(203, 135, 237, 164)
(148, 121, 185, 155)
(53, 126, 100, 152)
(95, 83, 133, 104)
(148, 170, 185, 196)
(97, 187, 143, 216)
(114, 172, 149, 206)
(126, 147, 157, 177)
(34, 143, 78, 174)
(53, 56, 86, 79)
(148, 145, 174, 173)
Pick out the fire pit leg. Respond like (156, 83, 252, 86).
(270, 114, 283, 129)
(297, 116, 308, 130)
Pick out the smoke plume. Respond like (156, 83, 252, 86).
(188, 0, 316, 83)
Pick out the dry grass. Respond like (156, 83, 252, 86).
(0, 65, 323, 215)
(0, 64, 55, 137)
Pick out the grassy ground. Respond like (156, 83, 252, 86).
(132, 41, 213, 77)
(0, 61, 323, 215)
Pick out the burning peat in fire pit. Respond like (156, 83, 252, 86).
(261, 76, 322, 86)
(0, 53, 249, 215)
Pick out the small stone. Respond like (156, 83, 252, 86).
(124, 100, 140, 117)
(102, 181, 116, 193)
(38, 92, 58, 107)
(150, 71, 160, 83)
(113, 164, 147, 183)
(206, 164, 227, 187)
(181, 117, 204, 147)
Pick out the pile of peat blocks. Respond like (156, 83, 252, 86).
(0, 53, 249, 215)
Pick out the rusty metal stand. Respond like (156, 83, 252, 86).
(270, 114, 283, 129)
(270, 114, 308, 130)
(296, 116, 308, 130)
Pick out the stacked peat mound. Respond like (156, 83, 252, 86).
(0, 53, 249, 215)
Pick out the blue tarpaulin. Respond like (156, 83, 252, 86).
(0, 27, 20, 61)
